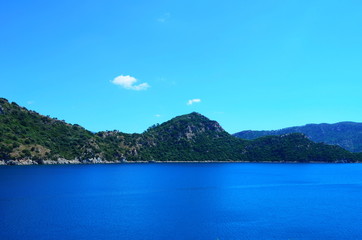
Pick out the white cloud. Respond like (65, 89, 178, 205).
(155, 114, 161, 118)
(111, 75, 150, 91)
(27, 100, 35, 105)
(157, 13, 171, 23)
(187, 99, 201, 105)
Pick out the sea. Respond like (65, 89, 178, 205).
(1, 163, 362, 240)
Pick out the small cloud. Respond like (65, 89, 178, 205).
(27, 100, 35, 105)
(111, 75, 150, 91)
(155, 114, 161, 118)
(187, 99, 201, 105)
(157, 13, 171, 23)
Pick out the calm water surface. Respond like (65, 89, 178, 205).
(1, 163, 362, 240)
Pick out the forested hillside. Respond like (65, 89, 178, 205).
(234, 122, 362, 152)
(0, 98, 360, 164)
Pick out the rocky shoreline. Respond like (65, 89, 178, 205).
(0, 158, 122, 165)
(0, 159, 358, 165)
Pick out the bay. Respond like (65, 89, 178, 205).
(1, 163, 362, 240)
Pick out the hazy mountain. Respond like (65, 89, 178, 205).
(233, 122, 362, 152)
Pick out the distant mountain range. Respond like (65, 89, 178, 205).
(0, 97, 361, 165)
(233, 122, 362, 152)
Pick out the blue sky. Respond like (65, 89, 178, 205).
(1, 0, 362, 134)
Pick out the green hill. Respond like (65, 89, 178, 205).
(233, 122, 362, 152)
(0, 98, 360, 164)
(137, 112, 248, 161)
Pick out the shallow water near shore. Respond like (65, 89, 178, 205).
(1, 163, 362, 240)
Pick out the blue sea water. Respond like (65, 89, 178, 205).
(1, 163, 362, 240)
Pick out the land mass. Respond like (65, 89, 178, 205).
(234, 122, 362, 152)
(0, 98, 361, 165)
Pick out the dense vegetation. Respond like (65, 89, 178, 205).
(138, 113, 248, 161)
(0, 98, 137, 162)
(233, 122, 362, 152)
(0, 98, 360, 164)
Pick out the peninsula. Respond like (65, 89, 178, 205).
(0, 98, 360, 165)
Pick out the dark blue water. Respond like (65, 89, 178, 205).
(1, 163, 362, 240)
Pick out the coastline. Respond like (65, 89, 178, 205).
(0, 159, 358, 166)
